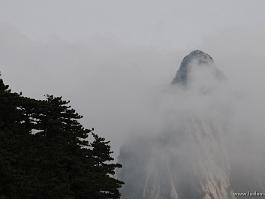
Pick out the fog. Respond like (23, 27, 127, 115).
(0, 1, 264, 197)
(117, 48, 265, 198)
(0, 25, 264, 154)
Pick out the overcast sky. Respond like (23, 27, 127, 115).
(1, 0, 264, 48)
(0, 0, 264, 154)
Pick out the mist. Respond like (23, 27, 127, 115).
(1, 25, 264, 154)
(118, 47, 265, 198)
(0, 1, 264, 198)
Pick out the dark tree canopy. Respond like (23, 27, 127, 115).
(0, 74, 123, 199)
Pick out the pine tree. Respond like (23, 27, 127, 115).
(32, 95, 92, 198)
(0, 75, 35, 198)
(31, 95, 124, 199)
(90, 133, 123, 199)
(0, 74, 124, 199)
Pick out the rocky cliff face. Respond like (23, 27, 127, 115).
(118, 50, 235, 199)
(172, 50, 224, 86)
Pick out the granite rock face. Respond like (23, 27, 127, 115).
(172, 50, 224, 86)
(119, 51, 235, 199)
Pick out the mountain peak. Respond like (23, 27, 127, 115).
(172, 50, 217, 85)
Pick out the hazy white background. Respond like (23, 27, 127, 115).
(0, 0, 264, 154)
